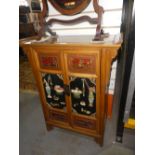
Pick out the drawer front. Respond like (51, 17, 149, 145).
(73, 116, 96, 130)
(67, 54, 97, 74)
(38, 53, 61, 71)
(49, 110, 68, 123)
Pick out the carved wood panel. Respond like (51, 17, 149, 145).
(73, 116, 96, 130)
(49, 110, 68, 122)
(67, 54, 96, 74)
(38, 53, 61, 70)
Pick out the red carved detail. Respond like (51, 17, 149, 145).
(68, 55, 96, 74)
(72, 57, 92, 65)
(71, 57, 93, 68)
(41, 56, 58, 67)
(39, 54, 61, 70)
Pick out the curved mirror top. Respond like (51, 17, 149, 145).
(49, 0, 91, 15)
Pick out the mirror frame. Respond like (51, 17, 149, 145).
(49, 0, 91, 15)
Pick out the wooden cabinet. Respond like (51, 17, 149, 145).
(20, 36, 120, 146)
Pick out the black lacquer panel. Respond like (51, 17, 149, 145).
(42, 73, 66, 110)
(70, 77, 96, 116)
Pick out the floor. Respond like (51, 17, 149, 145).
(19, 92, 135, 155)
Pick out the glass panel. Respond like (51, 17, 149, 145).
(41, 73, 66, 110)
(70, 76, 96, 117)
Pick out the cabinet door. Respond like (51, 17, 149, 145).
(64, 50, 100, 131)
(33, 47, 69, 124)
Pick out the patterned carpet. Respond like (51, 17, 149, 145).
(19, 57, 37, 92)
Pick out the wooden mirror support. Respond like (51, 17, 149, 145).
(38, 0, 104, 41)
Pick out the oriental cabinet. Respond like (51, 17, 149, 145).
(20, 36, 120, 146)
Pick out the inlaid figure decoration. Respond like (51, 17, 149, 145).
(42, 73, 66, 110)
(38, 0, 105, 41)
(70, 77, 96, 116)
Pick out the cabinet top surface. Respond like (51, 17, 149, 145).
(20, 35, 121, 48)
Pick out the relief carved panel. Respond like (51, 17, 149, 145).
(67, 54, 96, 74)
(39, 53, 61, 70)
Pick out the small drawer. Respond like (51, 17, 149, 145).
(49, 110, 68, 123)
(73, 116, 96, 130)
(38, 53, 61, 70)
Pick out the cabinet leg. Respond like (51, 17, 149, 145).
(94, 137, 103, 147)
(46, 123, 53, 131)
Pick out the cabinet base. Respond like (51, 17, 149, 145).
(46, 122, 103, 146)
(94, 137, 103, 146)
(46, 123, 53, 131)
